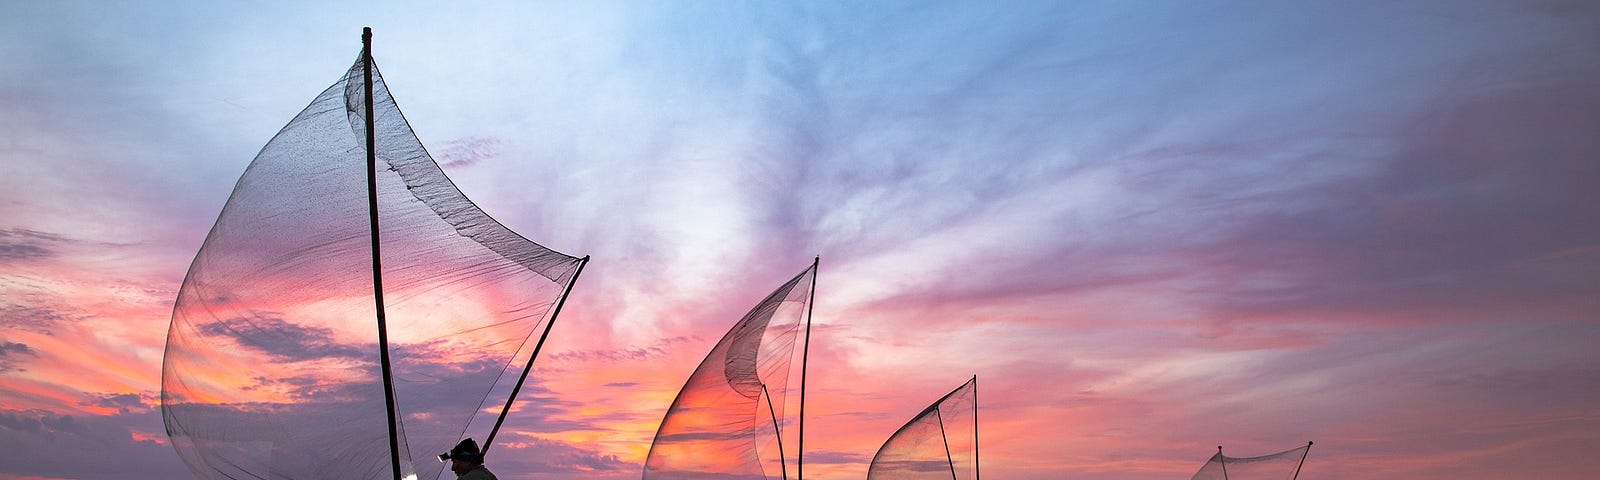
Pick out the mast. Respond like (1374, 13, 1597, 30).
(972, 375, 979, 480)
(362, 26, 404, 480)
(798, 256, 818, 479)
(1291, 441, 1313, 480)
(762, 384, 789, 480)
(484, 255, 591, 452)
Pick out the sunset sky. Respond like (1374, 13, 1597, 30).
(2, 1, 1598, 479)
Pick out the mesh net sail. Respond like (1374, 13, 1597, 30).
(643, 262, 817, 480)
(1190, 443, 1312, 480)
(160, 49, 583, 480)
(867, 377, 978, 480)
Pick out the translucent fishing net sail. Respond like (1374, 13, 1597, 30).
(643, 262, 817, 480)
(867, 376, 978, 480)
(1190, 443, 1312, 480)
(160, 44, 584, 480)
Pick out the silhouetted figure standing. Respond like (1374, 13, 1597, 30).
(442, 438, 499, 480)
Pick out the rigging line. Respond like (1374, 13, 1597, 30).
(972, 375, 979, 480)
(363, 26, 403, 480)
(798, 256, 817, 480)
(485, 255, 590, 453)
(936, 408, 956, 480)
(1291, 442, 1313, 480)
(763, 383, 790, 480)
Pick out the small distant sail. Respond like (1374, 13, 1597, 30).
(1190, 442, 1313, 480)
(161, 33, 584, 480)
(867, 376, 978, 480)
(643, 261, 818, 480)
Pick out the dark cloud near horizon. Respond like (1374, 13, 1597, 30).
(0, 408, 189, 480)
(803, 449, 870, 465)
(0, 409, 84, 436)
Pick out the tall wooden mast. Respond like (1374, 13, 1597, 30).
(362, 26, 404, 480)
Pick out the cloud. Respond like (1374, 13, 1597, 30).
(1175, 73, 1600, 324)
(436, 136, 505, 169)
(490, 433, 636, 476)
(0, 342, 34, 360)
(0, 408, 189, 480)
(0, 229, 69, 262)
(2, 2, 1599, 479)
(0, 304, 71, 335)
(78, 392, 152, 415)
(196, 315, 367, 363)
(0, 244, 51, 262)
(803, 450, 870, 465)
(546, 336, 698, 364)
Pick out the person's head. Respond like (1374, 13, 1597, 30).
(442, 438, 484, 475)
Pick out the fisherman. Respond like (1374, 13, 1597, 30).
(441, 438, 499, 480)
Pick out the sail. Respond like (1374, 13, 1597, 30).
(1190, 443, 1312, 480)
(867, 376, 978, 480)
(160, 42, 584, 480)
(643, 262, 818, 480)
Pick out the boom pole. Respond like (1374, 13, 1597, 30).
(1291, 441, 1313, 480)
(485, 255, 591, 452)
(798, 256, 818, 479)
(763, 384, 790, 480)
(362, 26, 404, 480)
(936, 409, 957, 480)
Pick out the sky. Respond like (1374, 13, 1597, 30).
(1, 1, 1597, 479)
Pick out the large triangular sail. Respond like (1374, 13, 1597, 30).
(161, 30, 584, 480)
(867, 376, 979, 480)
(643, 260, 818, 480)
(1190, 442, 1313, 480)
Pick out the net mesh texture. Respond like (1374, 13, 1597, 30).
(1190, 443, 1311, 480)
(642, 263, 816, 480)
(161, 50, 582, 480)
(867, 377, 977, 480)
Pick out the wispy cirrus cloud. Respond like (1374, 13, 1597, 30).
(0, 304, 73, 336)
(0, 229, 70, 262)
(545, 336, 699, 364)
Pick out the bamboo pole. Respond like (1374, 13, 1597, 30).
(798, 256, 818, 479)
(937, 409, 957, 480)
(1218, 446, 1228, 480)
(485, 256, 590, 452)
(1291, 441, 1313, 480)
(764, 384, 790, 480)
(362, 26, 404, 480)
